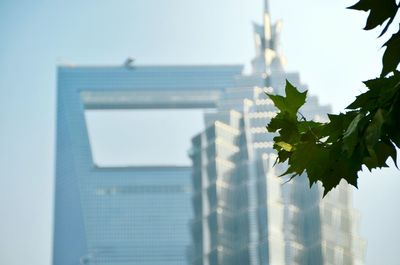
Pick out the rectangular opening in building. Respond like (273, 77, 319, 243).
(84, 109, 205, 167)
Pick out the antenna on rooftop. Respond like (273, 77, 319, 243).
(263, 0, 272, 46)
(124, 57, 135, 69)
(264, 0, 270, 16)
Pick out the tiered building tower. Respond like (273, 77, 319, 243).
(189, 1, 366, 265)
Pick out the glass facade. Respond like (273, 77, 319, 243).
(53, 65, 243, 265)
(54, 1, 366, 265)
(83, 167, 193, 265)
(189, 1, 366, 265)
(190, 88, 366, 265)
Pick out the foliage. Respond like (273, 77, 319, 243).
(266, 0, 400, 195)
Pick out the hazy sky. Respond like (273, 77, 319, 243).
(0, 0, 399, 265)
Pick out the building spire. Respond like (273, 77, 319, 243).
(264, 0, 270, 16)
(263, 0, 272, 43)
(251, 0, 285, 75)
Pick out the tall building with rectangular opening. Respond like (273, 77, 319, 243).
(53, 65, 244, 265)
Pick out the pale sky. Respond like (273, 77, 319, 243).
(0, 0, 399, 265)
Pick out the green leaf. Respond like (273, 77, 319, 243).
(382, 28, 400, 77)
(363, 141, 396, 170)
(301, 144, 330, 186)
(348, 0, 398, 33)
(266, 80, 307, 117)
(346, 85, 381, 111)
(376, 141, 397, 168)
(347, 73, 400, 111)
(284, 142, 321, 178)
(265, 3, 400, 197)
(266, 73, 399, 196)
(267, 111, 296, 133)
(320, 144, 360, 196)
(285, 80, 308, 114)
(275, 149, 291, 165)
(323, 112, 358, 141)
(343, 113, 366, 156)
(267, 94, 287, 113)
(364, 71, 400, 91)
(276, 141, 293, 152)
(392, 131, 400, 149)
(365, 109, 386, 147)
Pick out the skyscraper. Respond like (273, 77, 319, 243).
(53, 1, 365, 265)
(53, 66, 244, 265)
(189, 1, 366, 265)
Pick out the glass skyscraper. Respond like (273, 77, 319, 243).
(189, 1, 365, 265)
(53, 66, 244, 265)
(53, 1, 365, 265)
(189, 90, 366, 265)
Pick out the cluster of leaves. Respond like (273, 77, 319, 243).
(349, 0, 400, 76)
(267, 77, 399, 195)
(266, 0, 400, 195)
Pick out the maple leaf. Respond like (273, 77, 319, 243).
(348, 0, 399, 35)
(265, 3, 400, 197)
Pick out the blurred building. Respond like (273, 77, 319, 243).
(189, 90, 366, 265)
(188, 1, 366, 265)
(53, 65, 243, 265)
(53, 1, 365, 265)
